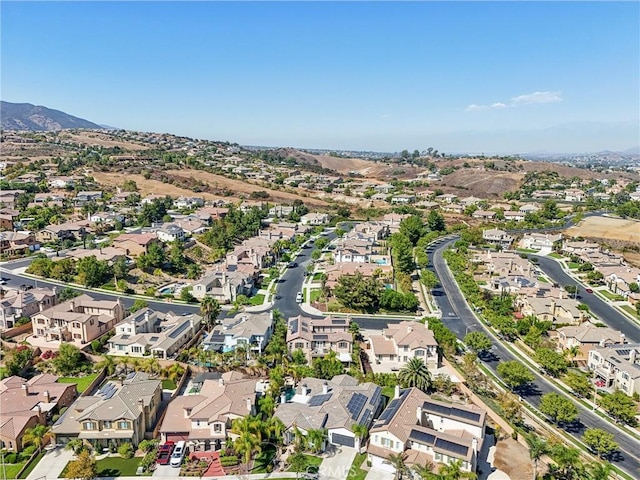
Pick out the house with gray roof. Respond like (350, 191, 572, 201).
(274, 374, 384, 449)
(588, 344, 640, 397)
(286, 315, 353, 363)
(52, 372, 162, 448)
(201, 311, 273, 354)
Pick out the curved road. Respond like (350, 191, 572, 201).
(427, 237, 640, 478)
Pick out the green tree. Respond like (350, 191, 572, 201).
(398, 357, 431, 392)
(586, 461, 613, 480)
(549, 444, 583, 480)
(399, 216, 425, 246)
(426, 210, 446, 232)
(497, 391, 522, 425)
(200, 296, 221, 331)
(333, 271, 383, 313)
(463, 331, 492, 354)
(180, 287, 195, 303)
(76, 256, 112, 287)
(112, 256, 128, 280)
(288, 450, 308, 477)
(58, 287, 80, 302)
(130, 299, 149, 313)
(118, 443, 134, 459)
(306, 428, 328, 454)
(420, 270, 438, 289)
(65, 450, 97, 480)
(385, 452, 408, 480)
(583, 428, 618, 458)
(23, 424, 53, 453)
(539, 393, 579, 424)
(313, 350, 344, 379)
(390, 233, 415, 274)
(598, 390, 637, 425)
(497, 361, 534, 390)
(535, 348, 568, 377)
(439, 459, 476, 479)
(525, 435, 548, 480)
(53, 344, 84, 375)
(563, 371, 592, 398)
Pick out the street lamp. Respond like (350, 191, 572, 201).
(465, 324, 477, 336)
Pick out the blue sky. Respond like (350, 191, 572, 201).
(2, 1, 639, 153)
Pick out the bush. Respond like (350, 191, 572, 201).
(219, 456, 239, 467)
(118, 442, 134, 458)
(19, 445, 37, 461)
(91, 340, 101, 354)
(4, 453, 18, 464)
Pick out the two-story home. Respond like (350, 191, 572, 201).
(191, 270, 254, 304)
(366, 321, 439, 372)
(154, 223, 186, 243)
(588, 344, 640, 397)
(520, 297, 585, 326)
(108, 309, 202, 359)
(286, 315, 353, 363)
(300, 212, 331, 226)
(556, 323, 625, 364)
(31, 294, 125, 345)
(202, 312, 273, 354)
(52, 372, 162, 448)
(0, 231, 39, 256)
(275, 375, 383, 450)
(174, 196, 205, 209)
(36, 223, 87, 244)
(74, 191, 103, 206)
(0, 208, 19, 231)
(159, 371, 256, 451)
(0, 287, 57, 330)
(112, 233, 161, 257)
(519, 233, 563, 252)
(1, 374, 77, 452)
(482, 229, 514, 248)
(503, 211, 526, 222)
(333, 242, 371, 263)
(368, 388, 486, 475)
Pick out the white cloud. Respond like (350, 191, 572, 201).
(510, 91, 562, 105)
(466, 91, 562, 112)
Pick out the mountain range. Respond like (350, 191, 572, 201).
(1, 101, 103, 131)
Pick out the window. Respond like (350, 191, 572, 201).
(73, 322, 80, 329)
(103, 421, 112, 429)
(622, 373, 629, 381)
(196, 421, 201, 427)
(403, 346, 409, 352)
(338, 342, 348, 349)
(435, 452, 442, 461)
(73, 334, 81, 340)
(83, 422, 96, 430)
(118, 421, 129, 429)
(90, 319, 95, 325)
(214, 424, 221, 433)
(295, 342, 304, 349)
(414, 350, 425, 357)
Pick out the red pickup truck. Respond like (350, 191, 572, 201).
(156, 442, 175, 465)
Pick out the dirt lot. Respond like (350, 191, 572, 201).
(565, 216, 640, 244)
(62, 132, 149, 150)
(493, 437, 536, 480)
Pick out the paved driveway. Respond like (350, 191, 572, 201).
(365, 469, 394, 480)
(319, 447, 356, 480)
(26, 446, 74, 480)
(153, 465, 179, 477)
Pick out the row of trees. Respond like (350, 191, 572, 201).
(332, 271, 419, 313)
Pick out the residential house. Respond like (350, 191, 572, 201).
(349, 222, 389, 242)
(435, 194, 457, 204)
(601, 266, 640, 299)
(368, 388, 485, 475)
(380, 213, 409, 234)
(191, 270, 254, 304)
(268, 205, 295, 218)
(174, 196, 205, 209)
(556, 323, 625, 363)
(532, 190, 562, 199)
(472, 210, 496, 221)
(52, 372, 162, 448)
(47, 177, 76, 189)
(155, 223, 186, 243)
(503, 211, 526, 222)
(275, 375, 384, 449)
(36, 223, 87, 244)
(374, 183, 395, 194)
(0, 288, 57, 330)
(441, 204, 465, 214)
(519, 233, 563, 252)
(112, 233, 161, 257)
(300, 212, 330, 225)
(159, 371, 256, 451)
(0, 231, 39, 256)
(460, 196, 482, 207)
(202, 311, 273, 354)
(286, 315, 353, 363)
(518, 204, 539, 214)
(520, 296, 585, 325)
(366, 321, 439, 372)
(482, 229, 514, 248)
(588, 344, 640, 397)
(31, 294, 125, 345)
(1, 374, 77, 452)
(108, 308, 202, 359)
(74, 191, 103, 206)
(561, 240, 600, 256)
(564, 189, 585, 202)
(333, 241, 372, 263)
(0, 208, 19, 230)
(226, 241, 274, 271)
(324, 262, 394, 292)
(0, 190, 26, 209)
(391, 194, 416, 205)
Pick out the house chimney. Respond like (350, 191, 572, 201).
(407, 325, 413, 333)
(43, 390, 51, 403)
(22, 384, 29, 396)
(302, 384, 309, 396)
(630, 349, 637, 364)
(472, 438, 478, 453)
(599, 339, 606, 347)
(69, 301, 76, 311)
(620, 333, 626, 344)
(322, 382, 329, 395)
(394, 385, 400, 399)
(416, 407, 422, 426)
(246, 398, 252, 413)
(219, 377, 225, 386)
(144, 310, 150, 322)
(280, 392, 287, 404)
(137, 398, 145, 413)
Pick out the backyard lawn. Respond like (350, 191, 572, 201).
(249, 294, 265, 306)
(58, 373, 99, 393)
(162, 379, 177, 390)
(346, 453, 367, 480)
(309, 289, 321, 303)
(17, 451, 45, 479)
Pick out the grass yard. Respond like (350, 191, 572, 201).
(287, 454, 323, 472)
(309, 289, 321, 303)
(599, 290, 626, 302)
(251, 444, 276, 473)
(621, 305, 640, 318)
(4, 463, 25, 479)
(568, 262, 580, 269)
(249, 294, 266, 306)
(381, 386, 395, 399)
(548, 252, 564, 259)
(18, 452, 45, 479)
(346, 453, 367, 480)
(537, 276, 550, 283)
(313, 272, 326, 281)
(58, 373, 99, 393)
(162, 379, 177, 390)
(96, 456, 142, 477)
(517, 248, 538, 254)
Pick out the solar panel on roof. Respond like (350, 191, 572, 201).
(423, 401, 451, 416)
(409, 429, 436, 446)
(150, 336, 159, 342)
(290, 319, 299, 334)
(332, 319, 346, 324)
(435, 438, 469, 457)
(308, 393, 332, 406)
(362, 408, 371, 421)
(370, 387, 382, 406)
(346, 393, 367, 420)
(451, 407, 481, 422)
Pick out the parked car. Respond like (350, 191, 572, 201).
(156, 442, 175, 465)
(296, 292, 303, 303)
(288, 262, 298, 268)
(170, 441, 186, 468)
(585, 288, 593, 293)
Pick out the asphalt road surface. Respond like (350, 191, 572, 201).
(428, 237, 640, 478)
(533, 255, 640, 343)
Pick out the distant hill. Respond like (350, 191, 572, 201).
(1, 101, 103, 131)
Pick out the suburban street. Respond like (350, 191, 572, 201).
(533, 255, 640, 343)
(427, 237, 640, 478)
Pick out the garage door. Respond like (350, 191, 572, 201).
(166, 433, 189, 443)
(331, 433, 355, 447)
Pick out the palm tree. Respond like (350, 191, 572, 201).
(385, 452, 408, 480)
(98, 355, 116, 376)
(306, 428, 327, 454)
(439, 460, 476, 480)
(291, 425, 309, 452)
(265, 417, 286, 449)
(233, 429, 261, 468)
(412, 461, 436, 479)
(23, 424, 53, 453)
(200, 296, 221, 331)
(258, 394, 276, 419)
(398, 357, 432, 392)
(231, 415, 264, 443)
(351, 423, 369, 448)
(565, 345, 581, 367)
(525, 435, 548, 480)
